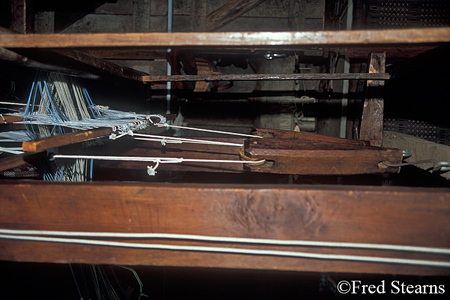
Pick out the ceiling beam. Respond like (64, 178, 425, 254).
(0, 28, 449, 48)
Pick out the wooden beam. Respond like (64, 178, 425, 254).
(0, 152, 45, 172)
(49, 49, 148, 82)
(360, 53, 386, 147)
(0, 28, 449, 48)
(206, 0, 266, 31)
(0, 26, 148, 81)
(0, 181, 449, 276)
(244, 137, 402, 175)
(288, 0, 306, 30)
(142, 73, 390, 82)
(22, 127, 111, 152)
(9, 0, 29, 34)
(0, 47, 100, 79)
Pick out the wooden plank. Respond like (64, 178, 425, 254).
(289, 0, 306, 30)
(253, 128, 371, 146)
(60, 14, 133, 33)
(0, 47, 100, 79)
(215, 16, 289, 32)
(244, 137, 402, 175)
(0, 181, 449, 276)
(206, 0, 266, 31)
(1, 28, 449, 48)
(0, 26, 148, 81)
(76, 49, 166, 60)
(0, 152, 45, 173)
(22, 127, 111, 152)
(49, 49, 148, 81)
(9, 0, 29, 34)
(142, 72, 390, 82)
(360, 53, 386, 147)
(208, 0, 289, 18)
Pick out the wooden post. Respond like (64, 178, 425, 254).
(360, 52, 386, 147)
(191, 0, 207, 32)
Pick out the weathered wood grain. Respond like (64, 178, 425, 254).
(142, 72, 390, 82)
(0, 28, 449, 48)
(0, 152, 45, 173)
(206, 0, 267, 31)
(191, 0, 207, 31)
(244, 137, 402, 175)
(360, 53, 386, 147)
(22, 128, 111, 152)
(0, 181, 449, 276)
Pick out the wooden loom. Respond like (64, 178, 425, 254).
(0, 28, 450, 277)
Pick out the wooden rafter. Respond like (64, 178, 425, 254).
(0, 26, 147, 81)
(206, 0, 266, 31)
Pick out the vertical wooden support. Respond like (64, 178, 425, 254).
(10, 0, 30, 33)
(191, 0, 207, 32)
(133, 0, 151, 32)
(288, 0, 306, 30)
(35, 11, 55, 33)
(360, 52, 386, 147)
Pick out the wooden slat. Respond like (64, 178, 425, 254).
(22, 127, 111, 152)
(49, 49, 147, 82)
(253, 128, 371, 146)
(206, 0, 266, 31)
(0, 47, 100, 79)
(244, 137, 402, 175)
(288, 0, 306, 30)
(360, 53, 386, 147)
(0, 181, 449, 276)
(142, 73, 390, 82)
(0, 26, 148, 81)
(9, 0, 28, 34)
(0, 28, 449, 48)
(0, 152, 45, 173)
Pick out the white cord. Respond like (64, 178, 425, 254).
(53, 154, 265, 165)
(0, 228, 448, 255)
(156, 123, 262, 139)
(0, 233, 448, 268)
(132, 133, 244, 147)
(110, 131, 244, 147)
(0, 146, 24, 155)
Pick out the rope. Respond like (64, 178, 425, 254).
(110, 131, 244, 147)
(53, 154, 266, 165)
(0, 232, 448, 268)
(155, 122, 262, 139)
(0, 228, 448, 255)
